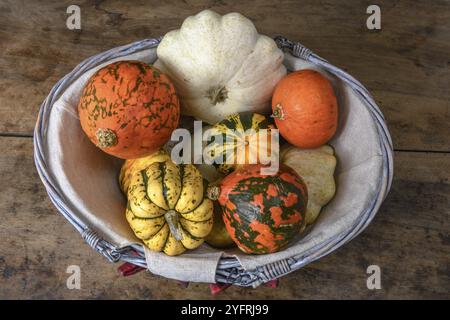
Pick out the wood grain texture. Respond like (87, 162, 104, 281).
(0, 0, 449, 299)
(0, 0, 449, 150)
(0, 137, 448, 299)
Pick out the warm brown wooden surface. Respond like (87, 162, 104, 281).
(0, 0, 449, 299)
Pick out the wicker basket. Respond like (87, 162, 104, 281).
(34, 37, 393, 287)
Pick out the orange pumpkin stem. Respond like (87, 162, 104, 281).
(96, 128, 118, 149)
(271, 103, 285, 120)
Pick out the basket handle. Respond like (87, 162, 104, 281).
(274, 36, 312, 60)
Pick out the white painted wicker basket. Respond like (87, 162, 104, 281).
(34, 37, 393, 287)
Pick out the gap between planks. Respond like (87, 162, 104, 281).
(0, 132, 33, 138)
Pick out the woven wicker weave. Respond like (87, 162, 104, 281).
(34, 37, 393, 287)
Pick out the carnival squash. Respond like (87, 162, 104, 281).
(154, 10, 286, 124)
(127, 161, 214, 256)
(207, 164, 307, 254)
(78, 61, 180, 159)
(205, 112, 276, 174)
(272, 69, 338, 148)
(119, 149, 171, 193)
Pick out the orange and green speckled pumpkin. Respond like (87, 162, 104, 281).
(78, 61, 180, 159)
(208, 164, 307, 254)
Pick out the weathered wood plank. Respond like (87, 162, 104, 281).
(0, 0, 449, 150)
(0, 137, 448, 299)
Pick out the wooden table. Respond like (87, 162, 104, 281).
(0, 0, 449, 299)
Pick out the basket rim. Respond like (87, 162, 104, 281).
(33, 36, 394, 287)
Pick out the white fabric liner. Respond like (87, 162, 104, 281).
(46, 48, 383, 283)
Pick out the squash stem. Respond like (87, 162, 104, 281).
(206, 185, 220, 201)
(164, 210, 183, 241)
(271, 103, 285, 120)
(206, 86, 228, 105)
(96, 128, 118, 149)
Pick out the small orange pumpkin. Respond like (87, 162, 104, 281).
(271, 70, 338, 148)
(78, 61, 180, 159)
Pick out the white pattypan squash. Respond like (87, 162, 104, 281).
(281, 144, 337, 225)
(154, 10, 287, 124)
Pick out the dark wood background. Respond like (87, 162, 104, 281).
(0, 0, 449, 299)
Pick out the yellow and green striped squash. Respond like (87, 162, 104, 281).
(119, 149, 171, 194)
(205, 112, 276, 175)
(126, 160, 214, 256)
